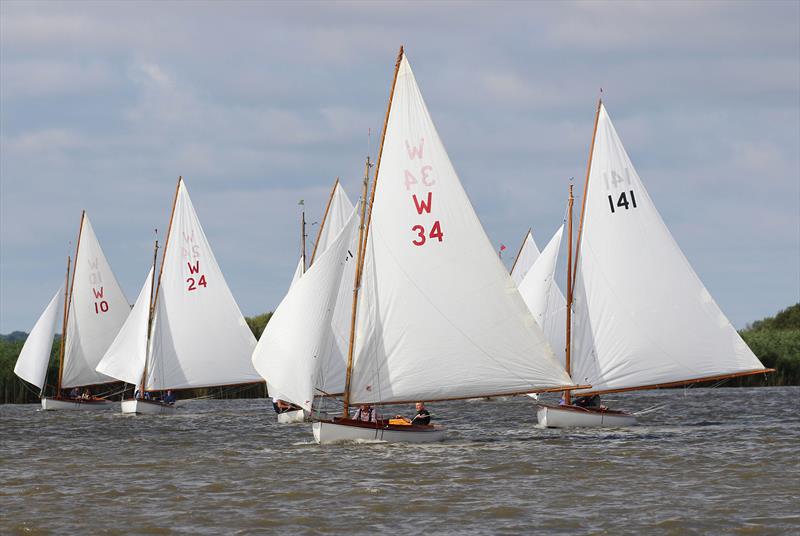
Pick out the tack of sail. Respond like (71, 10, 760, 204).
(570, 103, 767, 394)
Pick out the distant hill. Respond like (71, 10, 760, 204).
(0, 331, 28, 343)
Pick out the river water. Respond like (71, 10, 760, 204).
(1, 386, 798, 534)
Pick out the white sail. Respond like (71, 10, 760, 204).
(517, 226, 567, 369)
(252, 208, 358, 410)
(571, 103, 766, 393)
(349, 54, 575, 404)
(14, 286, 64, 390)
(96, 268, 153, 386)
(510, 230, 540, 285)
(289, 255, 304, 289)
(62, 214, 130, 388)
(312, 182, 355, 263)
(147, 179, 260, 390)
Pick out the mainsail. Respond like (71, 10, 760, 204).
(571, 103, 767, 394)
(14, 286, 64, 390)
(518, 226, 567, 369)
(62, 213, 130, 388)
(252, 207, 358, 410)
(311, 181, 355, 264)
(348, 53, 575, 405)
(147, 179, 260, 390)
(96, 268, 153, 386)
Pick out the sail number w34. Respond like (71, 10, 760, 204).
(608, 190, 637, 214)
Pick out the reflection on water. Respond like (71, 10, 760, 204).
(1, 387, 798, 534)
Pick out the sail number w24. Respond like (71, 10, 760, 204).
(608, 190, 637, 214)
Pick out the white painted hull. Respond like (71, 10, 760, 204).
(277, 409, 307, 424)
(120, 399, 177, 415)
(276, 409, 331, 424)
(41, 397, 112, 411)
(313, 419, 446, 444)
(537, 404, 637, 428)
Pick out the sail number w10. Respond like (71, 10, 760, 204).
(608, 190, 637, 214)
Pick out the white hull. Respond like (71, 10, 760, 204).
(276, 409, 332, 424)
(277, 409, 307, 424)
(313, 419, 446, 444)
(537, 404, 637, 428)
(120, 399, 177, 415)
(41, 397, 112, 411)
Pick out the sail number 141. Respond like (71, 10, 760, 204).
(608, 190, 637, 214)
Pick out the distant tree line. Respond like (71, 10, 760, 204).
(1, 306, 797, 404)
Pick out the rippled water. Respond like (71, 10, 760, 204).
(1, 387, 798, 534)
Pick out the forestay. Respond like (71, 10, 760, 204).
(252, 208, 357, 410)
(571, 103, 766, 393)
(14, 286, 64, 390)
(147, 180, 260, 390)
(510, 230, 540, 285)
(349, 54, 574, 404)
(62, 214, 130, 388)
(96, 268, 153, 386)
(518, 226, 567, 369)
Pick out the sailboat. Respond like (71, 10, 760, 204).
(14, 211, 130, 410)
(270, 178, 356, 424)
(514, 227, 568, 370)
(96, 177, 262, 414)
(310, 47, 577, 444)
(537, 101, 773, 428)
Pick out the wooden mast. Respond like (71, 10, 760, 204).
(56, 210, 85, 396)
(509, 227, 532, 277)
(301, 204, 307, 272)
(342, 45, 404, 417)
(341, 157, 371, 417)
(564, 185, 575, 405)
(572, 99, 602, 284)
(143, 176, 182, 393)
(309, 177, 340, 266)
(56, 255, 72, 397)
(138, 234, 159, 396)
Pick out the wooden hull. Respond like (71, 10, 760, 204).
(537, 404, 637, 428)
(41, 397, 112, 411)
(120, 399, 177, 415)
(312, 418, 446, 444)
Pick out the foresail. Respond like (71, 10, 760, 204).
(571, 103, 766, 393)
(252, 207, 357, 410)
(96, 268, 153, 386)
(510, 231, 540, 285)
(518, 226, 567, 369)
(14, 286, 63, 390)
(147, 180, 260, 390)
(289, 256, 304, 289)
(62, 214, 130, 388)
(349, 54, 574, 404)
(312, 182, 354, 263)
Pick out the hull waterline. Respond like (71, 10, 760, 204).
(41, 397, 112, 411)
(313, 418, 446, 444)
(120, 399, 177, 415)
(537, 404, 637, 428)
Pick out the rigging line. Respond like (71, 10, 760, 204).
(367, 224, 560, 391)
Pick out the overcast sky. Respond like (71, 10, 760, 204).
(1, 0, 798, 332)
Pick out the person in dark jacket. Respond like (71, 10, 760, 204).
(410, 402, 431, 425)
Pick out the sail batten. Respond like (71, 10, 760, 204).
(571, 103, 767, 394)
(349, 53, 574, 404)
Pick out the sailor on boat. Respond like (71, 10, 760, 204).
(353, 404, 377, 422)
(162, 390, 176, 405)
(272, 398, 298, 414)
(393, 402, 432, 425)
(573, 395, 603, 409)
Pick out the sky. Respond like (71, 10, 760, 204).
(1, 0, 798, 332)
